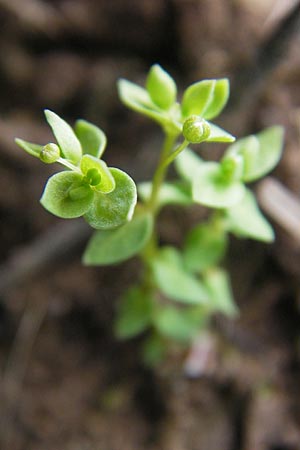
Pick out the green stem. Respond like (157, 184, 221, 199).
(161, 139, 189, 169)
(57, 157, 82, 174)
(147, 132, 178, 213)
(141, 132, 178, 269)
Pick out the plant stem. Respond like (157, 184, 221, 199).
(141, 132, 177, 268)
(147, 132, 177, 213)
(57, 157, 82, 174)
(162, 138, 189, 169)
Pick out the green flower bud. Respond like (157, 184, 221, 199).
(146, 64, 177, 110)
(40, 143, 60, 163)
(221, 154, 244, 182)
(86, 168, 102, 186)
(182, 116, 211, 143)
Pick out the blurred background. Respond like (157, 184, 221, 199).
(1, 1, 300, 449)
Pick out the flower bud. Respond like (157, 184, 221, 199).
(221, 154, 244, 182)
(40, 143, 60, 163)
(86, 168, 102, 186)
(182, 116, 211, 143)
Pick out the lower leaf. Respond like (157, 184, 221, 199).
(84, 168, 137, 229)
(153, 306, 206, 342)
(83, 211, 153, 265)
(138, 181, 192, 207)
(115, 287, 154, 339)
(151, 247, 210, 305)
(183, 223, 227, 272)
(203, 268, 237, 317)
(224, 189, 274, 242)
(40, 172, 93, 218)
(193, 162, 245, 208)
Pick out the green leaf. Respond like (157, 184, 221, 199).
(192, 162, 245, 208)
(84, 168, 137, 229)
(224, 189, 274, 242)
(206, 122, 235, 143)
(83, 211, 153, 265)
(118, 79, 166, 123)
(183, 223, 227, 272)
(181, 80, 216, 118)
(138, 181, 192, 207)
(225, 126, 284, 182)
(142, 333, 166, 366)
(40, 172, 93, 219)
(153, 306, 205, 342)
(174, 147, 204, 180)
(44, 109, 82, 164)
(151, 247, 210, 305)
(75, 119, 107, 158)
(203, 268, 237, 317)
(203, 79, 230, 120)
(80, 155, 115, 193)
(15, 138, 43, 159)
(146, 64, 177, 110)
(181, 79, 230, 119)
(115, 287, 154, 339)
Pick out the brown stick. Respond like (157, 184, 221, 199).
(0, 220, 91, 296)
(257, 177, 300, 243)
(0, 289, 49, 450)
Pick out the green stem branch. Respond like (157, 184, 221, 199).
(161, 138, 189, 169)
(146, 132, 178, 213)
(57, 157, 82, 174)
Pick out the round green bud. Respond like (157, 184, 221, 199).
(86, 168, 101, 186)
(40, 143, 60, 163)
(182, 116, 211, 143)
(221, 154, 244, 182)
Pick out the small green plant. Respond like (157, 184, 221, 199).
(16, 65, 284, 364)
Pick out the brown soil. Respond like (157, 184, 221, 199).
(1, 1, 300, 449)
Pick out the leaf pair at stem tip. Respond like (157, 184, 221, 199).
(16, 109, 137, 230)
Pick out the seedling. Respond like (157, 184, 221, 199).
(16, 65, 284, 364)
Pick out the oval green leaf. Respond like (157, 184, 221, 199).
(225, 126, 284, 182)
(142, 334, 166, 367)
(151, 247, 210, 305)
(138, 181, 192, 207)
(192, 162, 245, 208)
(181, 79, 215, 118)
(146, 64, 177, 110)
(202, 79, 229, 120)
(83, 211, 153, 265)
(174, 147, 204, 180)
(224, 189, 274, 242)
(181, 79, 230, 119)
(40, 172, 93, 218)
(115, 286, 154, 339)
(153, 306, 205, 343)
(118, 79, 167, 123)
(183, 223, 227, 272)
(15, 138, 43, 159)
(84, 168, 137, 229)
(75, 119, 107, 158)
(206, 122, 235, 143)
(203, 268, 237, 317)
(44, 109, 82, 164)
